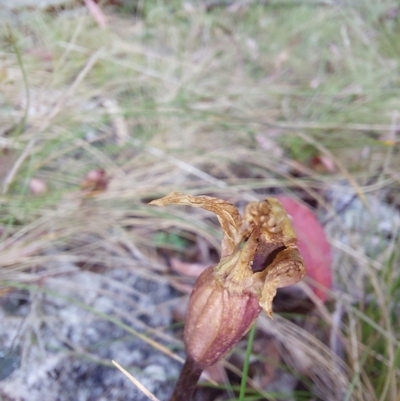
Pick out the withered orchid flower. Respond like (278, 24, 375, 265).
(151, 192, 305, 368)
(150, 192, 306, 400)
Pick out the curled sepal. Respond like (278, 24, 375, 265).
(253, 246, 305, 317)
(149, 192, 242, 257)
(244, 198, 306, 317)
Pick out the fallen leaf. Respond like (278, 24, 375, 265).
(276, 196, 332, 301)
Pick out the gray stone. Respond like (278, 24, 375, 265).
(0, 267, 180, 401)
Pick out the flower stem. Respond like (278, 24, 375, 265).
(169, 356, 203, 401)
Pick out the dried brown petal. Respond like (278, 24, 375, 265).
(244, 198, 306, 317)
(150, 192, 242, 257)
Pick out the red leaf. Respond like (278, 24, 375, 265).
(276, 196, 332, 301)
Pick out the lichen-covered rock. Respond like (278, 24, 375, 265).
(0, 267, 179, 401)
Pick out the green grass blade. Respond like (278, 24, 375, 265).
(239, 322, 256, 401)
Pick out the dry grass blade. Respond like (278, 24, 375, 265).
(2, 48, 103, 194)
(257, 314, 369, 401)
(112, 360, 162, 401)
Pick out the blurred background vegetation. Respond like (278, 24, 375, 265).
(0, 1, 399, 400)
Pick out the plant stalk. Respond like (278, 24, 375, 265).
(169, 356, 203, 401)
